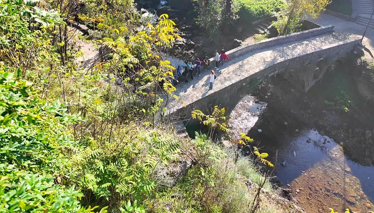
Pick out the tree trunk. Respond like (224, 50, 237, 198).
(222, 0, 232, 33)
(283, 7, 295, 35)
(225, 0, 232, 16)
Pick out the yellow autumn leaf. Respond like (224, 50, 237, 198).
(19, 201, 26, 210)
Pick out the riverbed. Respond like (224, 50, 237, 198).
(235, 60, 374, 212)
(246, 107, 374, 212)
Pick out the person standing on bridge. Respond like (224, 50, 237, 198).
(203, 56, 210, 70)
(209, 70, 215, 90)
(187, 61, 194, 80)
(220, 52, 230, 65)
(194, 58, 201, 76)
(215, 51, 220, 68)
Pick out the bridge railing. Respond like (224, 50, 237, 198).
(206, 25, 335, 68)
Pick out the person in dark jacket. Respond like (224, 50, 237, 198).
(203, 56, 210, 70)
(187, 61, 194, 80)
(184, 66, 189, 82)
(194, 59, 201, 76)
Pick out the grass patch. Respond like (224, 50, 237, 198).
(237, 0, 284, 23)
(253, 33, 269, 42)
(148, 135, 291, 213)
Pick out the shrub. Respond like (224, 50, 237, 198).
(0, 70, 97, 212)
(0, 171, 94, 213)
(237, 0, 284, 23)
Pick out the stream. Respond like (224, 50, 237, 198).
(186, 59, 374, 212)
(238, 61, 374, 212)
(246, 105, 374, 212)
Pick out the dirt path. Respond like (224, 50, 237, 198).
(73, 30, 100, 70)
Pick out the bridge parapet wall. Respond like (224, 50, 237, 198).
(226, 26, 334, 58)
(207, 26, 334, 66)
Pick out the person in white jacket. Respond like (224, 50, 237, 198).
(209, 70, 215, 90)
(215, 51, 220, 68)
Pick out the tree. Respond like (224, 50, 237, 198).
(193, 0, 241, 41)
(273, 0, 331, 35)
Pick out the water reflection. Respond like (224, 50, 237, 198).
(239, 99, 374, 212)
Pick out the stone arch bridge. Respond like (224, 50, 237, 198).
(166, 26, 362, 121)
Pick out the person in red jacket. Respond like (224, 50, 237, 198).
(220, 52, 230, 65)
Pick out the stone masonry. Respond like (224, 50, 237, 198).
(166, 30, 361, 121)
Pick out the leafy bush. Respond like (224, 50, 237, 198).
(238, 0, 284, 22)
(0, 171, 94, 213)
(273, 0, 330, 35)
(0, 0, 287, 211)
(0, 70, 79, 174)
(0, 0, 64, 70)
(72, 129, 181, 211)
(0, 70, 99, 212)
(148, 134, 280, 213)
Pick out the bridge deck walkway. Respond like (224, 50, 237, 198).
(166, 32, 358, 115)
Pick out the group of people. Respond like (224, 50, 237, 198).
(215, 49, 230, 68)
(170, 49, 230, 90)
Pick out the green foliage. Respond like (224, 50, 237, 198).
(191, 106, 228, 138)
(0, 70, 99, 212)
(0, 70, 79, 174)
(193, 0, 226, 40)
(193, 0, 241, 40)
(323, 86, 353, 112)
(366, 61, 374, 82)
(0, 171, 102, 213)
(77, 0, 135, 39)
(237, 0, 284, 22)
(273, 0, 331, 35)
(72, 129, 181, 211)
(0, 0, 282, 211)
(149, 134, 250, 212)
(149, 134, 280, 213)
(0, 0, 64, 70)
(239, 133, 274, 167)
(253, 33, 269, 42)
(335, 90, 352, 112)
(235, 157, 272, 190)
(121, 200, 145, 213)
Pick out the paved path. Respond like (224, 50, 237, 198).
(167, 32, 358, 115)
(309, 13, 374, 56)
(352, 0, 374, 28)
(352, 0, 374, 17)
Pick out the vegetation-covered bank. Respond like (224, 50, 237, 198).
(0, 72, 300, 212)
(136, 0, 286, 57)
(135, 0, 331, 58)
(0, 0, 303, 212)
